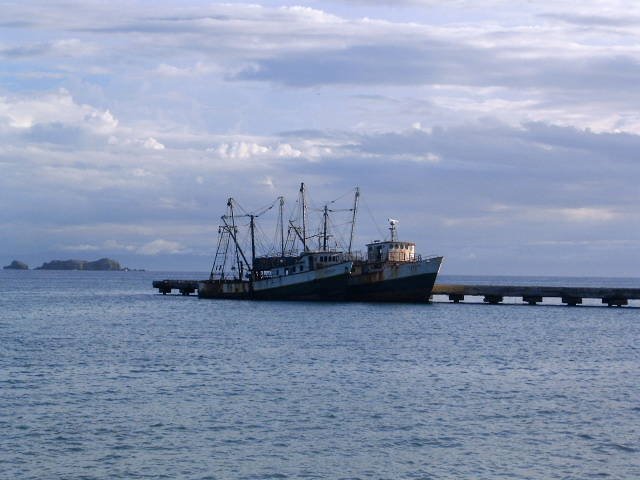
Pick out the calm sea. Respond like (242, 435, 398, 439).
(1, 271, 639, 479)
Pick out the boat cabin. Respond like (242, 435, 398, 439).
(268, 251, 347, 277)
(366, 218, 416, 263)
(367, 241, 416, 262)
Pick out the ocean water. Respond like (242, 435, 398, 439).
(1, 270, 639, 479)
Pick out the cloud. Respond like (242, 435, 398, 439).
(0, 38, 97, 58)
(137, 239, 186, 255)
(154, 61, 218, 77)
(540, 13, 640, 27)
(216, 141, 269, 159)
(1, 1, 640, 274)
(59, 243, 100, 251)
(557, 207, 619, 223)
(0, 89, 117, 133)
(143, 137, 165, 150)
(235, 42, 640, 102)
(213, 141, 303, 160)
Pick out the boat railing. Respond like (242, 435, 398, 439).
(345, 251, 366, 262)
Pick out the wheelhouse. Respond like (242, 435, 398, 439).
(366, 241, 416, 263)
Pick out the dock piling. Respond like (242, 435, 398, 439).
(448, 293, 465, 303)
(561, 296, 582, 306)
(522, 295, 543, 305)
(483, 295, 503, 305)
(603, 297, 628, 307)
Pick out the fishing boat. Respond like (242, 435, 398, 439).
(198, 183, 442, 302)
(198, 184, 352, 301)
(347, 219, 443, 302)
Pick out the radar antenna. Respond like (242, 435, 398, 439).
(388, 218, 399, 242)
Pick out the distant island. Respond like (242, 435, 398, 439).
(36, 258, 124, 271)
(3, 260, 29, 270)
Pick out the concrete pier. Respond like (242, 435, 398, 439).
(431, 284, 640, 307)
(153, 279, 639, 307)
(152, 279, 201, 295)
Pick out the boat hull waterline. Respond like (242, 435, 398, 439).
(199, 261, 353, 301)
(198, 257, 443, 302)
(348, 256, 443, 302)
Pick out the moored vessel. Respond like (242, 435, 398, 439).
(198, 183, 442, 302)
(198, 184, 352, 301)
(347, 219, 442, 302)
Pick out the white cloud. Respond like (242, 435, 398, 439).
(557, 207, 619, 223)
(143, 137, 165, 150)
(216, 141, 269, 159)
(59, 243, 100, 251)
(84, 109, 119, 134)
(278, 6, 342, 23)
(214, 141, 304, 159)
(155, 61, 218, 77)
(58, 239, 137, 252)
(260, 176, 275, 189)
(481, 204, 621, 224)
(0, 89, 118, 133)
(275, 143, 302, 157)
(137, 239, 186, 255)
(51, 38, 98, 57)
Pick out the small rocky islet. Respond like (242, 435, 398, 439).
(3, 258, 128, 271)
(3, 260, 29, 270)
(36, 258, 123, 271)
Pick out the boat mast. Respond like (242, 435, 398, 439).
(389, 219, 399, 242)
(249, 214, 256, 280)
(210, 225, 225, 280)
(348, 187, 360, 255)
(300, 182, 307, 252)
(221, 214, 251, 276)
(227, 198, 243, 280)
(322, 205, 329, 252)
(322, 204, 329, 251)
(278, 196, 285, 258)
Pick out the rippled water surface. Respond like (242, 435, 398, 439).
(1, 271, 639, 479)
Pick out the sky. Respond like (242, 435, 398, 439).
(1, 0, 639, 275)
